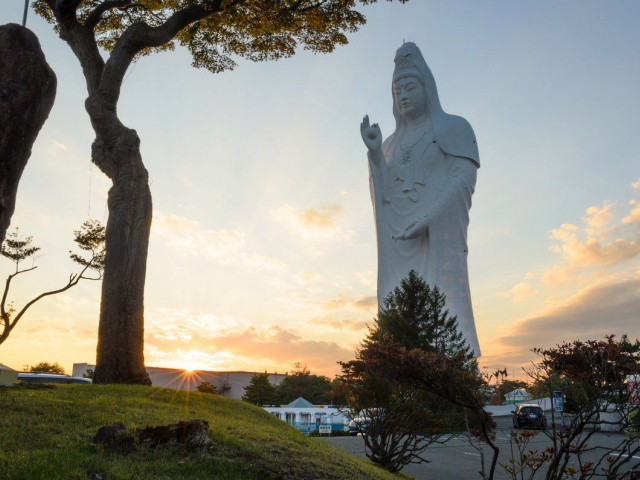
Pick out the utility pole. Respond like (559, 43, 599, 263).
(22, 0, 29, 27)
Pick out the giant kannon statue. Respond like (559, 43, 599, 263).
(360, 42, 481, 356)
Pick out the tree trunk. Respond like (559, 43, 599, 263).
(0, 24, 56, 245)
(91, 124, 152, 385)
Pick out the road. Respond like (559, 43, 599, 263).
(318, 413, 640, 479)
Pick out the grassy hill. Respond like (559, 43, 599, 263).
(0, 384, 401, 480)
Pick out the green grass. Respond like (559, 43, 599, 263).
(0, 384, 401, 479)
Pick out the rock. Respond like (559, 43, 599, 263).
(137, 419, 211, 450)
(93, 423, 135, 453)
(93, 423, 126, 445)
(93, 420, 210, 454)
(0, 23, 56, 245)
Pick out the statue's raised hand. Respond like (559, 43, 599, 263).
(360, 115, 382, 152)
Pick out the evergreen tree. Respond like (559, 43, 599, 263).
(367, 270, 474, 364)
(242, 372, 277, 406)
(276, 363, 332, 405)
(29, 361, 65, 374)
(196, 381, 218, 395)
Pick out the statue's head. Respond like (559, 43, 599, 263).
(393, 52, 427, 121)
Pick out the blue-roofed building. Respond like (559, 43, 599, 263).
(264, 397, 350, 435)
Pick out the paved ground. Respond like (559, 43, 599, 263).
(317, 414, 640, 479)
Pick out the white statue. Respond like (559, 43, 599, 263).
(361, 42, 481, 356)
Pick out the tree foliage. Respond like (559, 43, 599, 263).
(338, 271, 479, 473)
(242, 371, 277, 405)
(525, 335, 640, 480)
(196, 381, 218, 394)
(366, 270, 475, 364)
(0, 222, 105, 348)
(29, 361, 66, 374)
(1, 229, 40, 272)
(276, 363, 331, 405)
(34, 0, 408, 75)
(360, 337, 501, 478)
(69, 219, 106, 275)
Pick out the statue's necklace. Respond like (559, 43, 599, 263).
(399, 130, 427, 164)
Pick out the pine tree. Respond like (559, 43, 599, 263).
(242, 372, 277, 406)
(367, 270, 474, 364)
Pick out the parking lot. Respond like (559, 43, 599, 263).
(318, 414, 640, 479)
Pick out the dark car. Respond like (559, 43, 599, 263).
(18, 373, 92, 385)
(512, 404, 547, 430)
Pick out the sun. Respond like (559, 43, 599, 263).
(178, 361, 203, 374)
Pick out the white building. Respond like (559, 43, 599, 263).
(264, 397, 350, 434)
(72, 363, 286, 400)
(0, 363, 18, 386)
(505, 388, 532, 405)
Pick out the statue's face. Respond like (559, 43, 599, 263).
(393, 76, 426, 120)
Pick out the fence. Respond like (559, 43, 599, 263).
(289, 422, 348, 435)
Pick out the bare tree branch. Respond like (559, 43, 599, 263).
(84, 0, 136, 29)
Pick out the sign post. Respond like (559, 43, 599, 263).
(319, 425, 332, 437)
(554, 391, 564, 426)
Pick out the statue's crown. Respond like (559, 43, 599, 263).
(394, 53, 414, 69)
(393, 53, 423, 84)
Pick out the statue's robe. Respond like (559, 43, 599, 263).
(368, 40, 482, 356)
(369, 131, 481, 356)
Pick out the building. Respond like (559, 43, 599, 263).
(504, 388, 532, 405)
(72, 363, 286, 400)
(264, 397, 350, 434)
(0, 363, 18, 386)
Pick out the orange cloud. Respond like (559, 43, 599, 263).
(623, 203, 640, 225)
(270, 203, 354, 242)
(546, 201, 640, 272)
(144, 309, 354, 376)
(491, 277, 640, 368)
(295, 271, 323, 286)
(496, 282, 539, 302)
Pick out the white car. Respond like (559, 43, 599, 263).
(18, 373, 92, 385)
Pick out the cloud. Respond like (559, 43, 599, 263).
(153, 211, 244, 262)
(323, 319, 369, 332)
(271, 204, 354, 242)
(540, 264, 575, 286)
(496, 282, 539, 302)
(492, 277, 640, 365)
(547, 208, 640, 268)
(353, 295, 377, 309)
(355, 271, 377, 291)
(582, 201, 615, 229)
(240, 252, 289, 272)
(632, 177, 640, 189)
(623, 203, 640, 225)
(153, 211, 287, 271)
(44, 139, 69, 157)
(311, 292, 377, 311)
(144, 309, 354, 375)
(295, 271, 323, 286)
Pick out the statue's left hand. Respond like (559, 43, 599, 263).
(393, 216, 428, 241)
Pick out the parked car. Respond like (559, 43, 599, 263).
(512, 404, 547, 430)
(18, 373, 92, 385)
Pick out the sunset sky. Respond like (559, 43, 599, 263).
(1, 1, 639, 378)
